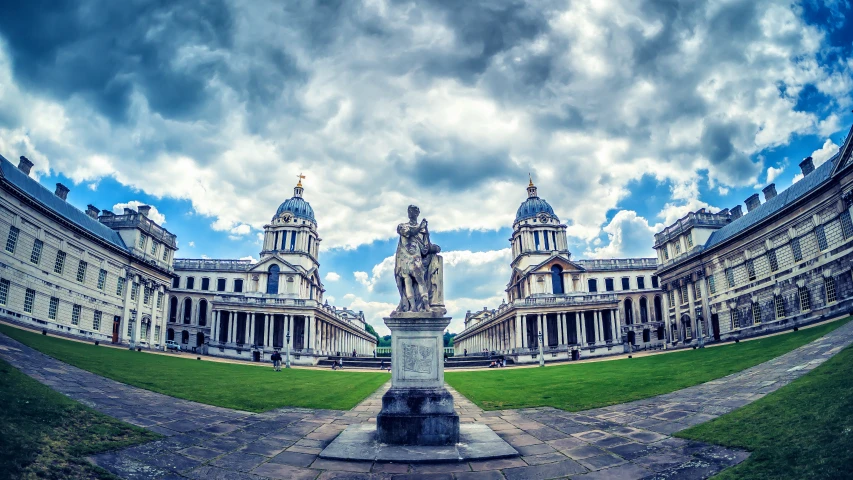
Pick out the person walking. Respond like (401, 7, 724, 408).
(464, 348, 467, 357)
(271, 350, 282, 371)
(338, 357, 344, 370)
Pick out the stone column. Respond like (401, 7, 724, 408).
(612, 309, 619, 343)
(557, 313, 565, 346)
(132, 278, 145, 345)
(212, 311, 219, 344)
(595, 311, 603, 344)
(514, 313, 522, 350)
(661, 287, 672, 347)
(686, 281, 697, 343)
(578, 312, 585, 345)
(248, 313, 255, 346)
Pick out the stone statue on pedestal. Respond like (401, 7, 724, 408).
(393, 205, 446, 316)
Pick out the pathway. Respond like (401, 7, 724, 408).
(1, 318, 852, 480)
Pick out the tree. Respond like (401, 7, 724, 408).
(443, 332, 457, 347)
(378, 335, 392, 347)
(364, 323, 381, 343)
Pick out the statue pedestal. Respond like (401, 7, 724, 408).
(376, 314, 459, 446)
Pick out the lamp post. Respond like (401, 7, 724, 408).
(538, 330, 545, 367)
(285, 331, 291, 369)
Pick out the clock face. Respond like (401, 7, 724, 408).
(538, 213, 550, 223)
(281, 213, 293, 222)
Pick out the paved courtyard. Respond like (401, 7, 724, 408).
(1, 318, 852, 480)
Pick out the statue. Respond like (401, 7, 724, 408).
(393, 205, 446, 315)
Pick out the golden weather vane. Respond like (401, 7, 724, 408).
(296, 173, 306, 187)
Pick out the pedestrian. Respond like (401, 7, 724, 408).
(380, 360, 386, 370)
(338, 357, 344, 370)
(373, 349, 376, 358)
(271, 350, 282, 371)
(332, 358, 338, 370)
(464, 348, 467, 357)
(353, 349, 357, 357)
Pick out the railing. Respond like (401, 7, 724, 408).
(576, 258, 658, 271)
(174, 258, 254, 271)
(374, 347, 455, 357)
(99, 213, 177, 247)
(215, 295, 313, 307)
(654, 210, 730, 246)
(517, 293, 618, 306)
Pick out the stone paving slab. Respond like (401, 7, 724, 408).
(3, 318, 853, 479)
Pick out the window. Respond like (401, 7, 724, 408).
(0, 278, 8, 305)
(686, 234, 693, 248)
(588, 279, 598, 292)
(746, 259, 756, 281)
(543, 231, 550, 250)
(825, 277, 837, 304)
(290, 232, 296, 251)
(97, 269, 107, 290)
(680, 283, 688, 304)
(605, 278, 614, 291)
(172, 276, 180, 289)
(651, 275, 659, 288)
(667, 289, 674, 307)
(24, 288, 35, 313)
(799, 286, 811, 311)
(76, 261, 88, 283)
(143, 286, 151, 305)
(201, 278, 210, 291)
(663, 247, 669, 260)
(693, 282, 701, 299)
(48, 297, 58, 320)
(815, 225, 828, 251)
(791, 237, 803, 262)
(637, 277, 645, 289)
(725, 268, 735, 288)
(775, 295, 785, 319)
(138, 234, 146, 249)
(150, 240, 158, 255)
(30, 239, 43, 264)
(534, 231, 540, 250)
(186, 277, 195, 289)
(93, 310, 102, 331)
(768, 249, 778, 272)
(127, 320, 133, 337)
(621, 278, 630, 290)
(71, 304, 81, 325)
(157, 291, 163, 309)
(234, 279, 244, 293)
(116, 277, 125, 297)
(281, 231, 288, 250)
(730, 309, 739, 329)
(752, 302, 761, 324)
(131, 282, 139, 301)
(841, 210, 853, 239)
(675, 241, 681, 254)
(708, 275, 716, 294)
(54, 251, 66, 274)
(154, 325, 160, 341)
(217, 278, 226, 292)
(5, 226, 19, 253)
(162, 247, 169, 261)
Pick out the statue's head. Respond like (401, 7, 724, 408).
(407, 205, 420, 221)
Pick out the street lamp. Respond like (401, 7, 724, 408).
(538, 331, 545, 367)
(285, 331, 291, 369)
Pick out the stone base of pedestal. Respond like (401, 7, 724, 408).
(376, 387, 460, 445)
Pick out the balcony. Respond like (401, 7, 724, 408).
(576, 258, 658, 271)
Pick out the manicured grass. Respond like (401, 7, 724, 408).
(0, 324, 389, 413)
(677, 344, 853, 479)
(445, 317, 851, 411)
(0, 357, 158, 480)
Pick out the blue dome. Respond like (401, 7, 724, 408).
(274, 196, 315, 222)
(515, 196, 558, 222)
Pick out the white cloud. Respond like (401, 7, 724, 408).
(112, 201, 166, 225)
(811, 139, 840, 167)
(766, 164, 785, 184)
(353, 256, 395, 292)
(188, 241, 195, 248)
(324, 271, 341, 282)
(586, 211, 659, 259)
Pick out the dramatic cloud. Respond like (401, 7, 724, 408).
(324, 272, 341, 282)
(811, 139, 841, 167)
(586, 211, 659, 259)
(112, 201, 166, 225)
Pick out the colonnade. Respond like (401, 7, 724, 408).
(455, 309, 623, 355)
(210, 309, 374, 355)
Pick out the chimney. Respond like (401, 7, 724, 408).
(799, 156, 815, 176)
(745, 193, 761, 212)
(762, 183, 777, 201)
(123, 208, 134, 215)
(730, 205, 743, 220)
(100, 209, 114, 217)
(54, 183, 70, 201)
(17, 156, 33, 175)
(137, 205, 151, 217)
(85, 204, 99, 219)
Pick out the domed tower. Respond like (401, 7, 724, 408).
(261, 175, 321, 273)
(510, 176, 569, 272)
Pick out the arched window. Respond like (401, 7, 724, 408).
(551, 265, 564, 294)
(639, 297, 649, 323)
(654, 295, 663, 322)
(181, 330, 189, 344)
(182, 298, 192, 324)
(198, 300, 208, 326)
(168, 296, 178, 323)
(267, 265, 280, 294)
(624, 298, 633, 325)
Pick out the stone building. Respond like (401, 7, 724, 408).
(654, 125, 853, 346)
(0, 154, 176, 347)
(453, 179, 664, 362)
(169, 179, 376, 364)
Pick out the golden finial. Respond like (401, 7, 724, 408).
(296, 173, 306, 187)
(528, 173, 534, 187)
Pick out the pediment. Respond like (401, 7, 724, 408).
(248, 254, 301, 274)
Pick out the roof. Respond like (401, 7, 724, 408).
(704, 152, 838, 250)
(515, 196, 558, 222)
(274, 196, 315, 222)
(0, 154, 128, 251)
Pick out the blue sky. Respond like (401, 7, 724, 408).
(0, 0, 851, 334)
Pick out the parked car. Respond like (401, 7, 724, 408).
(165, 340, 181, 352)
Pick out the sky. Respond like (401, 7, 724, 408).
(0, 0, 851, 335)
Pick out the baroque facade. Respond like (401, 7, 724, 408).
(654, 125, 853, 346)
(453, 180, 664, 363)
(168, 180, 377, 364)
(0, 154, 176, 347)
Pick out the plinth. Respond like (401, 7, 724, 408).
(376, 313, 460, 446)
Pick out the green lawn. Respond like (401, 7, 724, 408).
(0, 324, 389, 412)
(0, 357, 158, 480)
(678, 344, 853, 479)
(446, 317, 851, 411)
